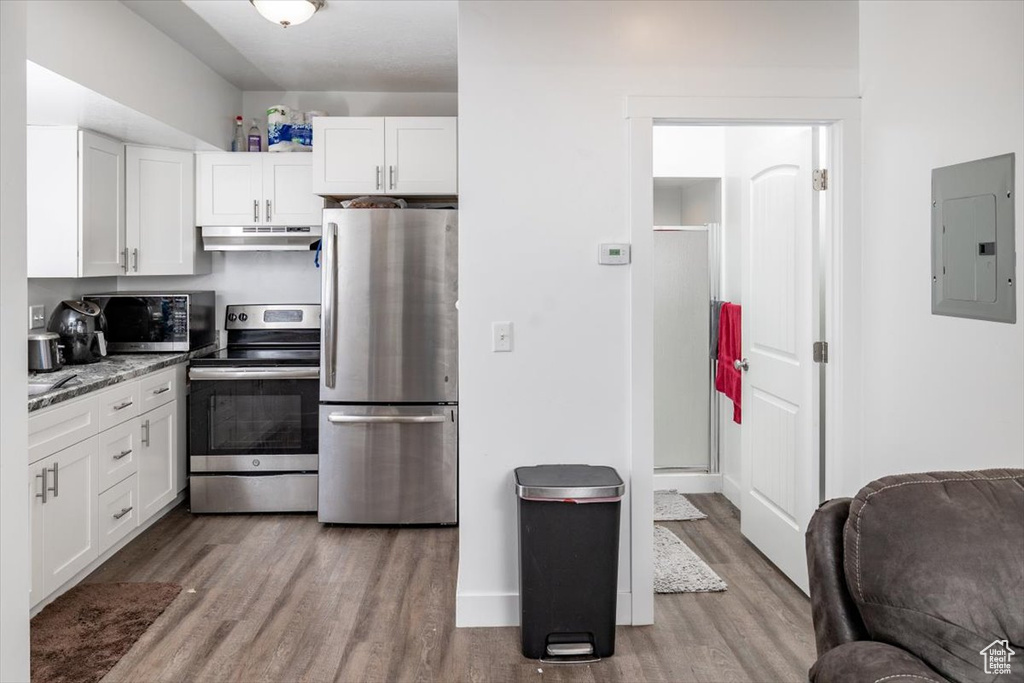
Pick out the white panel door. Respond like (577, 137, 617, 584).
(196, 153, 263, 226)
(126, 146, 196, 275)
(263, 155, 323, 225)
(312, 117, 385, 195)
(385, 117, 458, 195)
(38, 438, 99, 595)
(138, 402, 176, 523)
(738, 127, 817, 593)
(79, 131, 125, 277)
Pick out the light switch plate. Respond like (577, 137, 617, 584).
(29, 305, 45, 329)
(932, 153, 1015, 323)
(492, 321, 512, 352)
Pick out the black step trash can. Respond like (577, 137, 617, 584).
(514, 464, 625, 660)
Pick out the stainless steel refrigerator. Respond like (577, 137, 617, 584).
(318, 208, 458, 524)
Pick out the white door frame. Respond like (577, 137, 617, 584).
(627, 96, 861, 625)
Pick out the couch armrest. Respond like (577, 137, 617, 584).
(809, 641, 948, 683)
(805, 498, 869, 656)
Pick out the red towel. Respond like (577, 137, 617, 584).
(715, 303, 742, 424)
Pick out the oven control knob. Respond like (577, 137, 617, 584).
(252, 459, 260, 467)
(238, 313, 249, 322)
(227, 313, 237, 322)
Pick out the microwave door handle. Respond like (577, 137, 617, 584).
(323, 222, 338, 389)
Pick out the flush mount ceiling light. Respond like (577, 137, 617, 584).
(250, 0, 324, 28)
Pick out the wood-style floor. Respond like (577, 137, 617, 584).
(89, 493, 815, 683)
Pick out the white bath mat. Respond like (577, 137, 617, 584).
(654, 490, 707, 521)
(653, 525, 727, 594)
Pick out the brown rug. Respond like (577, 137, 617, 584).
(31, 582, 181, 683)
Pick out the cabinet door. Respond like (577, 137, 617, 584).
(196, 153, 263, 226)
(138, 402, 176, 523)
(126, 146, 198, 275)
(39, 438, 99, 595)
(28, 465, 46, 607)
(79, 131, 126, 276)
(384, 117, 457, 195)
(263, 155, 323, 225)
(312, 117, 384, 195)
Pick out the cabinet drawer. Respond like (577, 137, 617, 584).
(97, 418, 139, 492)
(28, 395, 99, 464)
(139, 368, 177, 413)
(96, 383, 141, 431)
(97, 474, 138, 555)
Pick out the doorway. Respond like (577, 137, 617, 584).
(627, 96, 861, 626)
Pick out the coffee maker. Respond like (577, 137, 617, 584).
(47, 300, 109, 364)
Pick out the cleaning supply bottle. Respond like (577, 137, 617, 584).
(232, 116, 245, 152)
(247, 119, 262, 152)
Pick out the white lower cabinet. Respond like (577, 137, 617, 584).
(29, 367, 187, 610)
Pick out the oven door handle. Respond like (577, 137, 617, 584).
(327, 414, 447, 425)
(188, 367, 320, 381)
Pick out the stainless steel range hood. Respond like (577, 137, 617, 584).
(201, 225, 322, 251)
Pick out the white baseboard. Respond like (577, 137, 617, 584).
(456, 591, 632, 628)
(722, 474, 742, 510)
(653, 472, 722, 494)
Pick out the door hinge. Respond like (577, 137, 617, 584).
(813, 341, 829, 364)
(813, 169, 829, 191)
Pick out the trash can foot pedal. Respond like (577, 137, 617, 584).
(545, 643, 594, 657)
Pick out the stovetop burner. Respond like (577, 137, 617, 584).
(191, 304, 321, 368)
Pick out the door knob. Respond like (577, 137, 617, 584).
(733, 358, 749, 372)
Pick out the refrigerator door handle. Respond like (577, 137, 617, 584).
(327, 414, 447, 425)
(323, 222, 338, 388)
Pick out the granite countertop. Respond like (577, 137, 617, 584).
(27, 344, 218, 413)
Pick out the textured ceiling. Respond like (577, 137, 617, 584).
(122, 0, 457, 93)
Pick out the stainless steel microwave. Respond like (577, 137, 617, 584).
(84, 291, 216, 352)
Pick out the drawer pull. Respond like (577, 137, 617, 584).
(151, 387, 170, 396)
(112, 400, 134, 411)
(114, 449, 132, 460)
(113, 506, 133, 520)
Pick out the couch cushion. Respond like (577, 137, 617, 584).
(843, 469, 1024, 683)
(809, 641, 947, 683)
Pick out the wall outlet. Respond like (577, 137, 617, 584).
(492, 321, 513, 352)
(29, 305, 46, 329)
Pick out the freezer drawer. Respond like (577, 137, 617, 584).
(318, 405, 457, 524)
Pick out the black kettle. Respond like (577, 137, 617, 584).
(47, 300, 109, 364)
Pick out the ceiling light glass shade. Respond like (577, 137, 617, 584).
(250, 0, 324, 28)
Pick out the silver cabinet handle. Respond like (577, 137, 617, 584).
(132, 248, 139, 272)
(113, 506, 133, 520)
(327, 414, 446, 424)
(122, 247, 129, 274)
(254, 199, 259, 223)
(388, 165, 395, 190)
(152, 386, 170, 395)
(266, 199, 272, 223)
(50, 462, 58, 498)
(733, 358, 749, 372)
(189, 367, 319, 381)
(36, 467, 48, 504)
(141, 419, 151, 447)
(376, 165, 382, 190)
(323, 222, 338, 389)
(112, 400, 133, 411)
(114, 449, 132, 460)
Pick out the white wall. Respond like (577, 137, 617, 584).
(28, 278, 118, 329)
(119, 252, 322, 331)
(456, 0, 859, 627)
(858, 1, 1024, 482)
(0, 1, 30, 678)
(27, 0, 241, 149)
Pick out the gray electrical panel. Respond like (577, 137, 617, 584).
(932, 153, 1016, 323)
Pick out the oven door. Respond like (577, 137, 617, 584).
(188, 366, 320, 472)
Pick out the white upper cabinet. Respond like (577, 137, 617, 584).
(384, 117, 458, 196)
(126, 145, 209, 276)
(28, 128, 125, 278)
(196, 153, 321, 226)
(312, 116, 457, 196)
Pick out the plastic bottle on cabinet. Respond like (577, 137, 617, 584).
(247, 119, 262, 152)
(231, 116, 245, 152)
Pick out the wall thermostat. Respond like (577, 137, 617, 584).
(599, 243, 631, 265)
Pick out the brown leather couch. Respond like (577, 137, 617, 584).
(805, 469, 1024, 683)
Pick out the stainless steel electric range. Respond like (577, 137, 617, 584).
(188, 304, 320, 513)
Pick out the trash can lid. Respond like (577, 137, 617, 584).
(514, 464, 625, 500)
